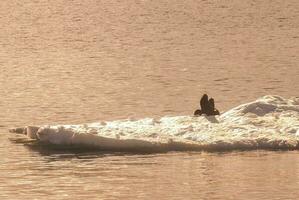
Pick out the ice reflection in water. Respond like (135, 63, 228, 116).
(2, 137, 299, 200)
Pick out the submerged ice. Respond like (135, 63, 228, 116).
(10, 95, 299, 151)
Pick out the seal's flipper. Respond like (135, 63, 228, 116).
(194, 109, 202, 116)
(213, 109, 220, 115)
(208, 98, 215, 110)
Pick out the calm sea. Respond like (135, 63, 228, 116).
(1, 0, 299, 199)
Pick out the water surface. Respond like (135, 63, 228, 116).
(1, 0, 299, 199)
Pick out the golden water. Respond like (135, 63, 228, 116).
(1, 0, 299, 199)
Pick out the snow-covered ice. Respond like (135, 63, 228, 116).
(10, 95, 299, 152)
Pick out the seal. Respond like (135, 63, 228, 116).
(194, 94, 220, 116)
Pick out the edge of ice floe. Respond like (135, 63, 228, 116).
(9, 95, 299, 152)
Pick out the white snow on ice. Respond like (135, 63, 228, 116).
(10, 95, 299, 152)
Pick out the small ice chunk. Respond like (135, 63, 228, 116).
(26, 126, 40, 139)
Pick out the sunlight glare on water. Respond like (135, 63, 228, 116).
(0, 0, 299, 199)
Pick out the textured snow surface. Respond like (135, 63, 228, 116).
(10, 96, 299, 151)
